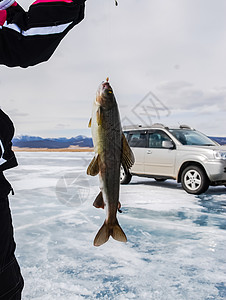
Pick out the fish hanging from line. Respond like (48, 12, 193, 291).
(87, 78, 135, 246)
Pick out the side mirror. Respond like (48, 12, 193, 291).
(162, 140, 174, 149)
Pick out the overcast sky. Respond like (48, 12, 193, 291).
(1, 0, 226, 137)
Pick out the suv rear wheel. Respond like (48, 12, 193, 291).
(120, 165, 132, 184)
(181, 165, 209, 195)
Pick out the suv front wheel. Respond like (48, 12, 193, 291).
(181, 165, 209, 195)
(120, 165, 132, 184)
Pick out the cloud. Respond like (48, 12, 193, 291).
(6, 109, 29, 117)
(157, 81, 193, 92)
(155, 81, 226, 112)
(55, 123, 70, 129)
(1, 0, 226, 137)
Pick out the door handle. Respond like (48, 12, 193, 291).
(147, 150, 152, 154)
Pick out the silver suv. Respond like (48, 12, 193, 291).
(120, 124, 226, 194)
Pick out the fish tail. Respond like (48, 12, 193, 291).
(111, 221, 127, 244)
(93, 219, 127, 247)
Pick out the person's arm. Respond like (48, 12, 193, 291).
(0, 0, 86, 67)
(0, 109, 18, 171)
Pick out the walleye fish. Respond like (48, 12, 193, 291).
(87, 79, 134, 247)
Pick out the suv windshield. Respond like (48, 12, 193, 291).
(169, 129, 216, 146)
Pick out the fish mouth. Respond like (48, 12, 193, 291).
(96, 81, 113, 101)
(102, 81, 113, 94)
(102, 81, 110, 89)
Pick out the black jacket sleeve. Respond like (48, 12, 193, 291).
(0, 109, 18, 172)
(0, 0, 86, 68)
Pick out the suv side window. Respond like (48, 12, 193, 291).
(128, 132, 147, 148)
(148, 130, 172, 148)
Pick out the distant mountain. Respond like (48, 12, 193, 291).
(209, 137, 226, 145)
(13, 135, 93, 149)
(12, 135, 226, 149)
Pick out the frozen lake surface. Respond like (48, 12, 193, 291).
(5, 152, 226, 300)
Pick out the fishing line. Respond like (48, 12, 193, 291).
(103, 0, 119, 82)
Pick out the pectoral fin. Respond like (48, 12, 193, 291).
(87, 155, 99, 176)
(121, 133, 135, 171)
(88, 118, 92, 128)
(96, 107, 103, 126)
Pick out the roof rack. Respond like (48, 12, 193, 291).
(123, 123, 170, 130)
(122, 123, 195, 131)
(150, 123, 169, 129)
(122, 124, 143, 130)
(179, 125, 193, 130)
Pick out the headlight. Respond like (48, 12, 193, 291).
(214, 150, 226, 160)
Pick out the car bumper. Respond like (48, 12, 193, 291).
(205, 160, 226, 183)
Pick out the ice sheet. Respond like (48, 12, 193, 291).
(5, 152, 226, 299)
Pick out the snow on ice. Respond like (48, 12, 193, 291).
(5, 152, 226, 300)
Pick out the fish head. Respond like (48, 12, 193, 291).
(96, 80, 116, 109)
